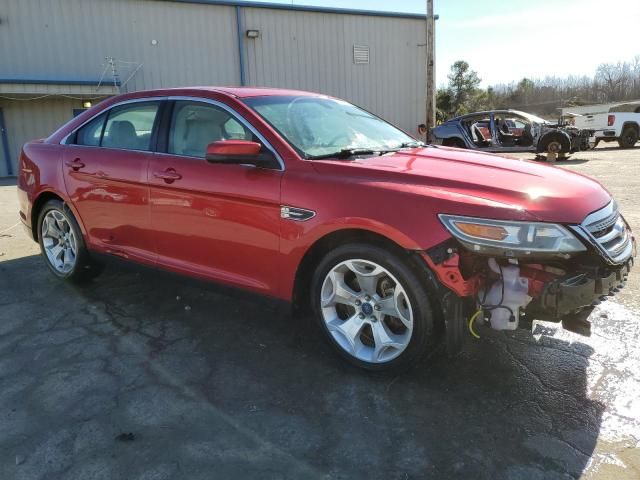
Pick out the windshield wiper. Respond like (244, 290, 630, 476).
(307, 142, 426, 160)
(398, 141, 425, 148)
(307, 148, 383, 160)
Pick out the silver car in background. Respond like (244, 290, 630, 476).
(431, 109, 592, 156)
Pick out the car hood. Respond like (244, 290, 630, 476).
(313, 146, 611, 224)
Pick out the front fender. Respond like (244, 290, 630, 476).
(277, 215, 444, 300)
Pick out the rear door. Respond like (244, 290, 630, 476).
(62, 99, 163, 262)
(148, 98, 283, 295)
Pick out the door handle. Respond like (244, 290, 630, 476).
(153, 169, 182, 183)
(65, 158, 86, 171)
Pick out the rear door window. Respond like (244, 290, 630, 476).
(101, 102, 161, 152)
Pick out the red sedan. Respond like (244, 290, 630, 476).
(17, 87, 635, 371)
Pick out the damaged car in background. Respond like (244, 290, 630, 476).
(431, 109, 593, 158)
(17, 88, 635, 373)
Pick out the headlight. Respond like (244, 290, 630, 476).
(438, 214, 586, 256)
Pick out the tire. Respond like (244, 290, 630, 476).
(618, 126, 639, 148)
(37, 199, 103, 283)
(539, 133, 570, 155)
(310, 243, 435, 373)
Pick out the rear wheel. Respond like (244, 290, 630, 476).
(311, 244, 434, 372)
(618, 126, 639, 148)
(37, 199, 102, 283)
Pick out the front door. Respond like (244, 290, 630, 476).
(62, 100, 162, 262)
(148, 99, 282, 295)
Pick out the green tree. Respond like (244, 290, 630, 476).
(447, 60, 482, 116)
(436, 88, 453, 122)
(511, 78, 535, 107)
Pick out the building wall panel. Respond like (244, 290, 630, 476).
(0, 98, 78, 176)
(0, 0, 428, 174)
(241, 7, 426, 133)
(0, 0, 241, 91)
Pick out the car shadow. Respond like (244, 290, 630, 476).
(559, 158, 590, 165)
(0, 177, 17, 186)
(528, 156, 590, 165)
(593, 144, 638, 152)
(0, 254, 603, 479)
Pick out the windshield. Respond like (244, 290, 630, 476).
(243, 95, 418, 158)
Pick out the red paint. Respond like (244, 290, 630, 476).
(421, 253, 483, 297)
(17, 87, 615, 302)
(147, 152, 282, 293)
(206, 140, 262, 157)
(61, 146, 156, 263)
(519, 264, 558, 298)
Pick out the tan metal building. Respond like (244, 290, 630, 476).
(0, 0, 428, 176)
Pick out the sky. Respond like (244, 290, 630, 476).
(252, 0, 640, 87)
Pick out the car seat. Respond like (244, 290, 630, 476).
(183, 121, 223, 158)
(472, 124, 491, 147)
(105, 120, 140, 150)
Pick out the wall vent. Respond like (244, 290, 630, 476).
(353, 45, 370, 65)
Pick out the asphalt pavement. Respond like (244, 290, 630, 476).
(0, 145, 638, 479)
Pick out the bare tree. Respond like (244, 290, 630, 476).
(437, 55, 640, 120)
(595, 62, 630, 101)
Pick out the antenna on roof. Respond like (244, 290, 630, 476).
(106, 56, 121, 93)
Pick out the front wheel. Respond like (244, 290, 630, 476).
(311, 244, 434, 372)
(540, 134, 570, 155)
(37, 199, 103, 283)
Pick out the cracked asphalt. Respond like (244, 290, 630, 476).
(0, 145, 639, 479)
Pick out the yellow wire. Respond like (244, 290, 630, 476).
(468, 309, 482, 339)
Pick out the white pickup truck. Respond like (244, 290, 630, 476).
(566, 102, 640, 148)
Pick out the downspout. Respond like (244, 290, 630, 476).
(235, 5, 246, 86)
(0, 109, 12, 176)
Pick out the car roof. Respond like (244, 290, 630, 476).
(449, 109, 529, 121)
(207, 86, 325, 98)
(118, 86, 327, 99)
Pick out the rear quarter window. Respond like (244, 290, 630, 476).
(75, 112, 107, 146)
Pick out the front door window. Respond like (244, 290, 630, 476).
(168, 101, 254, 159)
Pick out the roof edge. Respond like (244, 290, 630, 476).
(0, 77, 121, 86)
(158, 0, 426, 20)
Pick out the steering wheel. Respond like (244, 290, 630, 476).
(287, 98, 315, 146)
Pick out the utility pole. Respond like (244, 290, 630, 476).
(425, 0, 436, 142)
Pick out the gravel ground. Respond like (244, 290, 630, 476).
(0, 144, 638, 479)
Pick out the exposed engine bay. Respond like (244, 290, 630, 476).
(423, 238, 635, 341)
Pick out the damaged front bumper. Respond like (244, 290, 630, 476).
(526, 256, 634, 325)
(424, 231, 635, 339)
(425, 200, 636, 341)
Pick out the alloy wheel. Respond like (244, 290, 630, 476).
(41, 210, 77, 274)
(320, 259, 413, 363)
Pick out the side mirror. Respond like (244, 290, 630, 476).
(205, 140, 263, 165)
